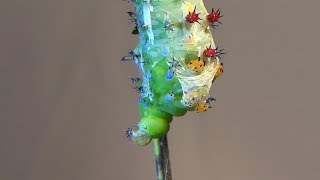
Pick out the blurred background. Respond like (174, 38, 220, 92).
(0, 0, 319, 180)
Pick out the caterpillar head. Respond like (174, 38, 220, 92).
(126, 126, 151, 146)
(126, 115, 171, 146)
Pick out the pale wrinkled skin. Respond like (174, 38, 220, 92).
(135, 0, 220, 106)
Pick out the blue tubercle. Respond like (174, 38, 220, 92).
(144, 102, 149, 107)
(166, 68, 174, 80)
(165, 92, 175, 102)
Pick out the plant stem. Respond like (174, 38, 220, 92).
(153, 135, 172, 180)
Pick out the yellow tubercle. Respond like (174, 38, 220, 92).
(187, 57, 205, 73)
(195, 102, 211, 112)
(213, 60, 224, 80)
(181, 1, 195, 14)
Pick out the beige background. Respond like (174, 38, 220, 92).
(0, 0, 319, 180)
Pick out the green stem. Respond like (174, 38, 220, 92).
(153, 135, 172, 180)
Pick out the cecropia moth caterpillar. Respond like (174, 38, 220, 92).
(124, 0, 224, 146)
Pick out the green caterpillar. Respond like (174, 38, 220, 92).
(124, 0, 224, 146)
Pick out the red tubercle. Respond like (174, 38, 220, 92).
(203, 45, 225, 58)
(206, 8, 222, 25)
(203, 45, 216, 58)
(185, 7, 201, 23)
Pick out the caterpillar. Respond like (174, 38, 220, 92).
(123, 0, 224, 146)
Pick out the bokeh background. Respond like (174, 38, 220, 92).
(1, 0, 319, 180)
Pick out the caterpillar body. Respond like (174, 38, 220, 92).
(124, 0, 224, 146)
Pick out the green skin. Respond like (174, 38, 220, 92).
(128, 0, 217, 144)
(138, 59, 188, 138)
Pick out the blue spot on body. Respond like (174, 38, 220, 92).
(138, 97, 143, 103)
(142, 42, 148, 51)
(144, 102, 149, 107)
(147, 73, 152, 81)
(166, 69, 174, 80)
(162, 48, 169, 57)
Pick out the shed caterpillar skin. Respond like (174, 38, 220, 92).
(124, 0, 224, 146)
